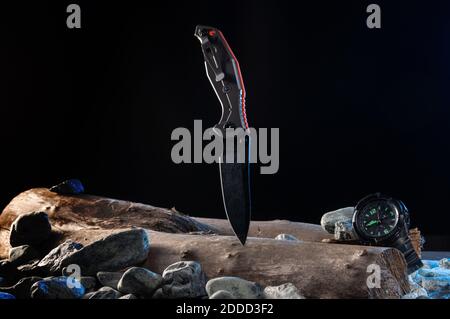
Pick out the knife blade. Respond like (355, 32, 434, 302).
(195, 25, 251, 245)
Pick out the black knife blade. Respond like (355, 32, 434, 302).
(195, 25, 251, 245)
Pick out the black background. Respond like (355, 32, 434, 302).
(1, 1, 450, 249)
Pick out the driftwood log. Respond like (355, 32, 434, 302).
(0, 188, 410, 299)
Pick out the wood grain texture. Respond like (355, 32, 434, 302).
(0, 188, 410, 298)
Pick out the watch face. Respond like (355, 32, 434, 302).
(356, 200, 399, 239)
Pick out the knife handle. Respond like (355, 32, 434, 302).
(195, 25, 249, 132)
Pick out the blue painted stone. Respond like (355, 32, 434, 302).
(439, 258, 450, 269)
(418, 268, 450, 278)
(31, 276, 85, 299)
(0, 292, 16, 299)
(50, 179, 85, 195)
(422, 260, 440, 269)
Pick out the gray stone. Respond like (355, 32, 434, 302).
(9, 212, 52, 247)
(97, 271, 123, 289)
(82, 292, 96, 299)
(274, 234, 300, 241)
(87, 286, 122, 299)
(161, 261, 207, 298)
(206, 277, 264, 299)
(80, 276, 98, 293)
(118, 267, 163, 298)
(439, 258, 450, 269)
(119, 293, 138, 299)
(31, 276, 85, 299)
(151, 288, 164, 299)
(334, 221, 357, 241)
(263, 283, 305, 299)
(17, 259, 40, 273)
(0, 260, 19, 280)
(9, 245, 40, 266)
(61, 229, 150, 276)
(320, 207, 354, 234)
(0, 276, 42, 299)
(209, 290, 235, 299)
(416, 295, 431, 299)
(37, 240, 83, 274)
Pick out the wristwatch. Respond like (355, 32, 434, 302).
(352, 193, 423, 274)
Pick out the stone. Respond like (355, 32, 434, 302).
(206, 277, 264, 299)
(0, 292, 15, 299)
(49, 179, 85, 195)
(408, 274, 422, 290)
(320, 207, 354, 234)
(422, 259, 440, 269)
(31, 276, 85, 299)
(0, 260, 19, 280)
(119, 293, 138, 299)
(274, 234, 300, 241)
(418, 268, 450, 278)
(9, 211, 52, 247)
(421, 276, 450, 299)
(17, 259, 40, 274)
(0, 276, 42, 299)
(82, 292, 96, 299)
(263, 283, 305, 299)
(97, 271, 123, 289)
(409, 271, 423, 286)
(9, 245, 40, 266)
(61, 229, 150, 276)
(439, 258, 450, 269)
(161, 261, 207, 298)
(151, 288, 164, 299)
(402, 287, 428, 299)
(209, 290, 235, 299)
(80, 276, 98, 293)
(37, 240, 83, 274)
(86, 286, 122, 299)
(117, 267, 163, 298)
(334, 221, 357, 241)
(420, 275, 450, 289)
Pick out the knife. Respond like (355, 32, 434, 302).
(195, 25, 251, 245)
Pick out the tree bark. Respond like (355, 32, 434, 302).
(194, 217, 332, 242)
(10, 227, 408, 299)
(0, 188, 410, 298)
(0, 188, 332, 255)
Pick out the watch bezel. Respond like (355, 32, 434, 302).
(352, 193, 402, 243)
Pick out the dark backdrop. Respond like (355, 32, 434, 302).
(2, 1, 450, 249)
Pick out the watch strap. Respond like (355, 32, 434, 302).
(392, 227, 423, 274)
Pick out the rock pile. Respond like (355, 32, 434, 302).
(406, 259, 450, 299)
(0, 207, 305, 299)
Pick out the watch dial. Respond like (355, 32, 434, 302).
(356, 200, 399, 238)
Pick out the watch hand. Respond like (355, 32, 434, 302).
(365, 220, 380, 227)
